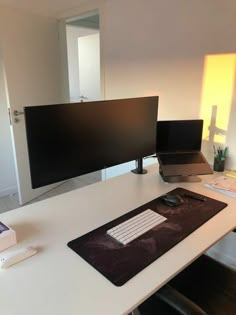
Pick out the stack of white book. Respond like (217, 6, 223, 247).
(205, 176, 236, 198)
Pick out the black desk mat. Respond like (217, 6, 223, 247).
(68, 187, 227, 286)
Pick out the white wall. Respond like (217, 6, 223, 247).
(104, 0, 235, 111)
(66, 26, 99, 101)
(103, 0, 236, 163)
(0, 59, 17, 197)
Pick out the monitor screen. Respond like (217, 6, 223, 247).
(25, 96, 158, 188)
(156, 119, 203, 152)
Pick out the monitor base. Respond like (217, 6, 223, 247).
(131, 169, 148, 175)
(159, 168, 201, 183)
(131, 158, 147, 175)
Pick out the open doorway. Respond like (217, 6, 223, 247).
(65, 13, 101, 102)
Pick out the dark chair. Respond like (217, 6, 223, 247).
(138, 253, 236, 315)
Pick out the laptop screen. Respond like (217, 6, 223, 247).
(156, 120, 203, 152)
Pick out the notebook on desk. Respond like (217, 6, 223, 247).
(156, 120, 213, 177)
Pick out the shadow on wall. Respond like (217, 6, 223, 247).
(200, 54, 236, 169)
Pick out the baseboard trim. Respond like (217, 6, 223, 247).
(0, 186, 17, 198)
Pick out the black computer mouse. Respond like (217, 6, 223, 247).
(160, 194, 184, 207)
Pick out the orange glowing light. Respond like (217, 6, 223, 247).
(200, 54, 236, 144)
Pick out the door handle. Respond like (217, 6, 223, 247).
(13, 110, 24, 123)
(13, 110, 24, 116)
(79, 95, 88, 102)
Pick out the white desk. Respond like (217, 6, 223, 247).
(0, 165, 235, 315)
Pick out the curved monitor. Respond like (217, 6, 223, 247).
(24, 96, 158, 188)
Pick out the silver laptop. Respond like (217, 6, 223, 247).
(156, 120, 213, 178)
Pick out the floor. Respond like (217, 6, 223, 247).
(0, 171, 101, 214)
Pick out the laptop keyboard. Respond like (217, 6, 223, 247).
(159, 153, 204, 165)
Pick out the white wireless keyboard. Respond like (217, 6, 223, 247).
(107, 209, 167, 245)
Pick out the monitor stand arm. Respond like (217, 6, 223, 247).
(131, 158, 147, 174)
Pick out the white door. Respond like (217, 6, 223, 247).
(78, 33, 101, 101)
(1, 12, 65, 205)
